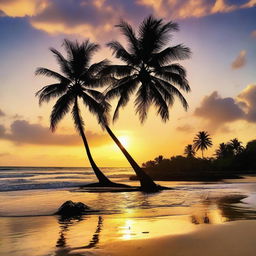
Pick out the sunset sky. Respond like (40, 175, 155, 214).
(0, 0, 256, 167)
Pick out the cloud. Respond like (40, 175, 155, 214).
(137, 0, 256, 19)
(0, 109, 5, 117)
(231, 50, 247, 69)
(0, 0, 48, 17)
(194, 85, 256, 131)
(176, 124, 194, 133)
(1, 0, 256, 39)
(237, 84, 256, 122)
(0, 120, 109, 146)
(251, 30, 256, 37)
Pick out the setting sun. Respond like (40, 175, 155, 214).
(119, 136, 130, 148)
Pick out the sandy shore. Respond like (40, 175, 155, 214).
(98, 220, 256, 256)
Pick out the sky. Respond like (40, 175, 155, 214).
(0, 0, 256, 167)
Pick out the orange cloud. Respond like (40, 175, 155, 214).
(137, 0, 256, 19)
(0, 0, 48, 17)
(0, 120, 109, 147)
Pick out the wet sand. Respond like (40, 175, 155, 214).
(99, 220, 256, 256)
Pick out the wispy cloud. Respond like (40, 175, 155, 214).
(137, 0, 256, 19)
(231, 50, 247, 69)
(251, 30, 256, 37)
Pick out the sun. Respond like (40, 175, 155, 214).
(119, 136, 129, 148)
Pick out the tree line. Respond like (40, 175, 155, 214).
(141, 131, 256, 181)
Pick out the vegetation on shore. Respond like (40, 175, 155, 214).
(131, 133, 256, 181)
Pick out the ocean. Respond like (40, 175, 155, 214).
(1, 166, 256, 256)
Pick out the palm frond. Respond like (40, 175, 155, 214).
(35, 68, 71, 83)
(50, 48, 72, 78)
(149, 44, 191, 66)
(36, 83, 69, 105)
(154, 70, 190, 92)
(80, 92, 105, 125)
(71, 98, 85, 134)
(153, 77, 189, 110)
(50, 93, 74, 131)
(99, 64, 135, 78)
(134, 83, 151, 123)
(107, 41, 138, 65)
(115, 20, 139, 55)
(111, 78, 139, 122)
(149, 84, 169, 122)
(88, 59, 110, 75)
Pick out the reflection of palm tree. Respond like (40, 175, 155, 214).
(184, 144, 195, 158)
(55, 216, 103, 256)
(104, 16, 191, 192)
(193, 131, 212, 158)
(36, 40, 113, 186)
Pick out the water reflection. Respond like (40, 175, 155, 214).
(54, 215, 103, 256)
(189, 194, 256, 225)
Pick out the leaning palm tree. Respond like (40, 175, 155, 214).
(103, 16, 191, 192)
(193, 131, 212, 158)
(184, 144, 195, 158)
(35, 39, 117, 186)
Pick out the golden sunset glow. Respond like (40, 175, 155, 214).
(0, 0, 256, 168)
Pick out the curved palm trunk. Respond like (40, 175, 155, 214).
(74, 101, 112, 185)
(105, 125, 159, 192)
(80, 128, 112, 184)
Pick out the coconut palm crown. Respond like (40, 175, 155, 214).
(193, 131, 213, 158)
(103, 15, 191, 123)
(184, 144, 196, 158)
(35, 39, 113, 185)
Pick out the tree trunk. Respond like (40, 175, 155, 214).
(74, 99, 112, 185)
(202, 150, 204, 158)
(105, 125, 159, 192)
(80, 128, 112, 185)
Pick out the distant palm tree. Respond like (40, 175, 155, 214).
(230, 138, 244, 155)
(104, 15, 191, 191)
(184, 144, 195, 158)
(193, 131, 212, 158)
(35, 39, 114, 186)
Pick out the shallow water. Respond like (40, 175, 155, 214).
(1, 167, 256, 256)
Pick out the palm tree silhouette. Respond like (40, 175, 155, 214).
(193, 131, 212, 158)
(184, 144, 195, 158)
(103, 16, 191, 191)
(35, 39, 114, 186)
(215, 143, 233, 159)
(230, 138, 244, 155)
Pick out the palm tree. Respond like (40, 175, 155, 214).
(215, 143, 233, 159)
(103, 16, 191, 191)
(229, 138, 244, 155)
(35, 39, 116, 186)
(193, 131, 212, 158)
(184, 144, 195, 158)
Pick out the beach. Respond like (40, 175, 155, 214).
(1, 167, 256, 256)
